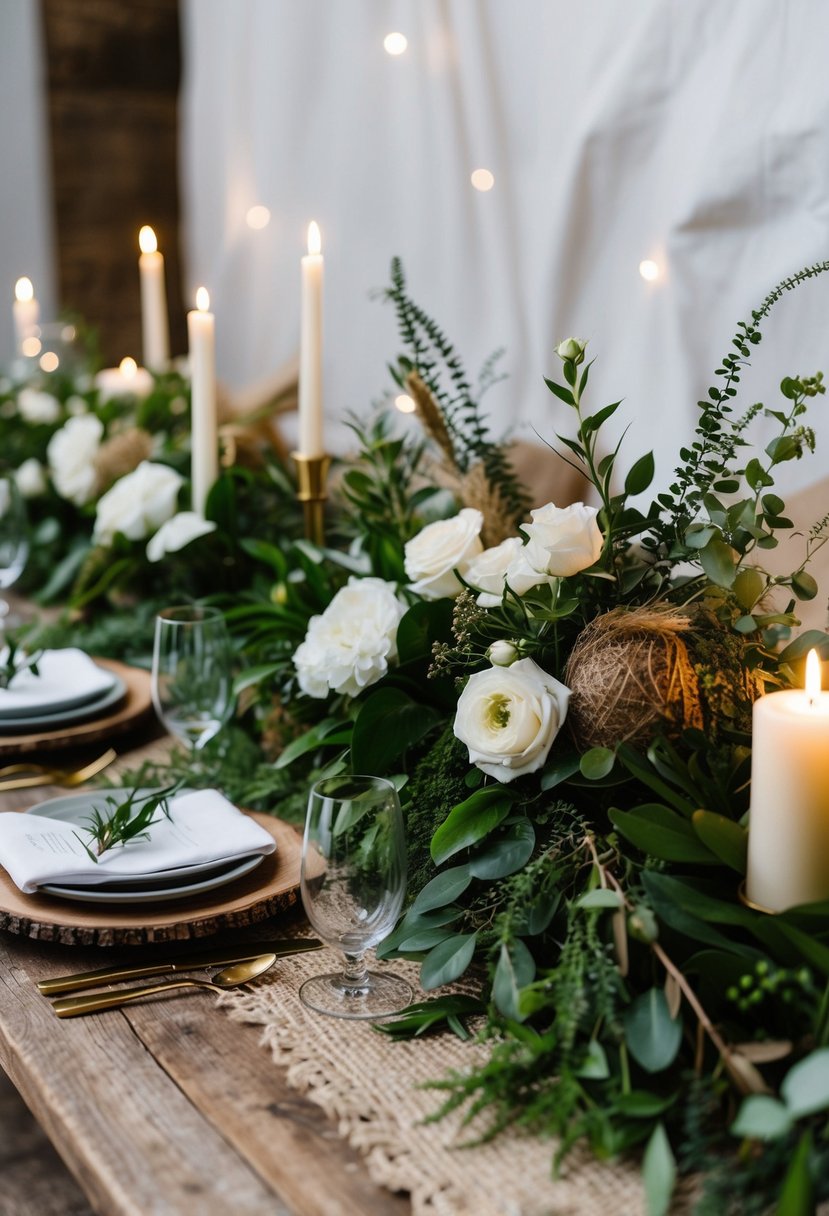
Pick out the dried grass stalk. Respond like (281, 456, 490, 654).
(93, 428, 154, 493)
(405, 371, 457, 467)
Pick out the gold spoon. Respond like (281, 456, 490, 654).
(51, 953, 277, 1018)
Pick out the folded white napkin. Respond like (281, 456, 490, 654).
(0, 790, 276, 893)
(0, 648, 116, 718)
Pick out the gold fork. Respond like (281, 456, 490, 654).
(0, 748, 118, 791)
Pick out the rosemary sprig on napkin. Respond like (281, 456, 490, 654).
(76, 783, 183, 860)
(0, 635, 42, 689)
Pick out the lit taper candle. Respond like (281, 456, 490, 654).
(138, 225, 170, 371)
(298, 221, 324, 457)
(13, 277, 39, 355)
(187, 287, 218, 518)
(746, 649, 829, 911)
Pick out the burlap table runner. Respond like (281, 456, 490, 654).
(220, 945, 650, 1216)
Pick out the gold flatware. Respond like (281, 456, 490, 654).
(37, 937, 323, 995)
(0, 747, 117, 791)
(52, 954, 277, 1017)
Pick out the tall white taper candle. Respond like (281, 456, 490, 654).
(138, 226, 170, 371)
(298, 221, 324, 457)
(187, 287, 218, 518)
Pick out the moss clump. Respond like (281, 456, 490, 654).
(688, 613, 760, 739)
(402, 726, 471, 899)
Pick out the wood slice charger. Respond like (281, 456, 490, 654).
(0, 813, 301, 946)
(0, 657, 153, 756)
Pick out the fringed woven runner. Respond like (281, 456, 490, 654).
(220, 944, 651, 1216)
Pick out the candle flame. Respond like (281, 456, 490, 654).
(119, 356, 138, 379)
(138, 226, 157, 254)
(806, 648, 822, 702)
(196, 286, 210, 312)
(14, 277, 33, 302)
(307, 221, 321, 256)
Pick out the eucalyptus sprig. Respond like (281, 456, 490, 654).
(76, 782, 183, 860)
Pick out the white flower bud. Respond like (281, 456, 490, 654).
(487, 640, 519, 667)
(556, 337, 587, 364)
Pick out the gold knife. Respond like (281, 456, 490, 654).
(37, 938, 323, 995)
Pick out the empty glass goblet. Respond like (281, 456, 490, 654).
(151, 606, 233, 754)
(0, 475, 29, 629)
(300, 774, 412, 1019)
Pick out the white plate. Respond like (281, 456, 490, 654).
(26, 788, 269, 905)
(0, 674, 127, 733)
(0, 651, 117, 719)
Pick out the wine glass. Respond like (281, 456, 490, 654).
(0, 476, 29, 630)
(299, 774, 412, 1019)
(151, 606, 233, 754)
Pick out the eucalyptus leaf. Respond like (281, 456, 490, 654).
(699, 534, 738, 588)
(609, 804, 715, 864)
(781, 1048, 829, 1118)
(575, 889, 623, 911)
(642, 1122, 676, 1216)
(430, 788, 513, 866)
(624, 989, 683, 1073)
(411, 866, 472, 914)
(731, 1095, 793, 1140)
(468, 819, 535, 880)
(691, 810, 747, 874)
(420, 932, 478, 990)
(579, 747, 616, 780)
(492, 939, 535, 1021)
(351, 688, 441, 774)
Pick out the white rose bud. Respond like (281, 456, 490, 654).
(487, 640, 519, 667)
(454, 657, 570, 783)
(523, 502, 603, 578)
(404, 508, 484, 600)
(556, 337, 587, 364)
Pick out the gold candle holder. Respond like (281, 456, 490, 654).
(293, 452, 331, 546)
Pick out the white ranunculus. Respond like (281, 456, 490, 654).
(18, 388, 61, 424)
(146, 511, 217, 562)
(93, 461, 184, 546)
(294, 577, 406, 699)
(487, 640, 519, 667)
(523, 502, 604, 578)
(464, 537, 523, 608)
(47, 414, 104, 506)
(453, 657, 570, 783)
(404, 508, 484, 600)
(15, 458, 46, 499)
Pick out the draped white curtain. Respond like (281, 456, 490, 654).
(181, 0, 829, 497)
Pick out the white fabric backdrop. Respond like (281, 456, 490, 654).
(181, 0, 829, 498)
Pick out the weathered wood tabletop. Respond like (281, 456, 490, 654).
(0, 730, 410, 1216)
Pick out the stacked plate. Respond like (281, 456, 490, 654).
(25, 789, 267, 906)
(0, 649, 127, 733)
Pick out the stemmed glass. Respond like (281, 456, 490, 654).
(299, 774, 412, 1019)
(151, 606, 233, 754)
(0, 476, 29, 630)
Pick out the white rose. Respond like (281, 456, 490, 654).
(146, 511, 217, 562)
(556, 337, 587, 363)
(47, 414, 104, 506)
(454, 657, 570, 783)
(66, 395, 89, 416)
(93, 461, 183, 546)
(404, 508, 484, 600)
(464, 537, 523, 608)
(487, 640, 519, 667)
(294, 577, 406, 699)
(18, 388, 61, 424)
(523, 502, 603, 578)
(504, 549, 559, 597)
(15, 458, 46, 499)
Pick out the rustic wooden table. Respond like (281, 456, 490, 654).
(0, 731, 410, 1216)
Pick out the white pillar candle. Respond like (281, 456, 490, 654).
(138, 226, 170, 371)
(13, 277, 40, 355)
(298, 221, 324, 457)
(746, 650, 829, 911)
(187, 287, 218, 518)
(94, 356, 153, 402)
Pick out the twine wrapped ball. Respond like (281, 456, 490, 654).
(563, 608, 704, 751)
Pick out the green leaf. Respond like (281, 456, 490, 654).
(609, 804, 715, 864)
(776, 1130, 814, 1216)
(792, 571, 819, 601)
(734, 615, 757, 634)
(642, 1122, 676, 1216)
(540, 750, 581, 789)
(575, 889, 623, 911)
(351, 688, 441, 774)
(625, 452, 655, 496)
(395, 600, 454, 664)
(420, 932, 478, 990)
(576, 1039, 610, 1080)
(492, 939, 535, 1021)
(544, 377, 575, 406)
(579, 747, 616, 780)
(745, 458, 774, 490)
(581, 400, 621, 434)
(468, 819, 535, 880)
(781, 1048, 829, 1118)
(274, 718, 348, 768)
(616, 1091, 676, 1118)
(731, 1095, 793, 1140)
(778, 631, 829, 663)
(624, 989, 683, 1074)
(691, 811, 747, 874)
(233, 663, 284, 696)
(699, 535, 738, 588)
(410, 866, 472, 914)
(733, 567, 764, 611)
(430, 788, 513, 866)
